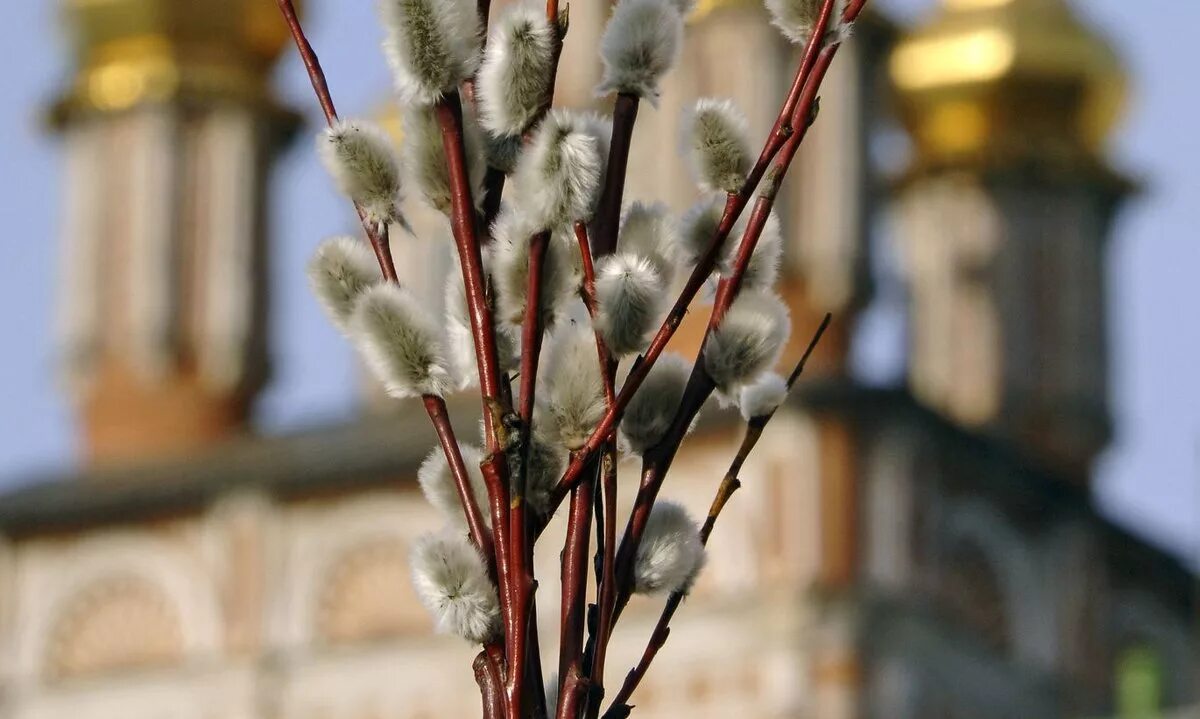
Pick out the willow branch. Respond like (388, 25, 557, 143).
(602, 315, 831, 718)
(275, 0, 398, 282)
(603, 13, 854, 649)
(556, 455, 595, 719)
(475, 646, 508, 719)
(423, 395, 495, 567)
(507, 229, 551, 717)
(547, 0, 863, 511)
(590, 93, 640, 256)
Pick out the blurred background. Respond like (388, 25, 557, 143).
(0, 0, 1196, 717)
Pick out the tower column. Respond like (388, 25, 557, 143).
(888, 0, 1131, 478)
(51, 0, 297, 464)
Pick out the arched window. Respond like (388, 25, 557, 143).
(47, 574, 184, 680)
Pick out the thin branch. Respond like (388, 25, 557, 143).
(508, 229, 551, 718)
(423, 395, 495, 567)
(547, 0, 863, 512)
(590, 93, 640, 256)
(601, 315, 831, 718)
(556, 459, 595, 719)
(275, 0, 398, 282)
(475, 647, 507, 719)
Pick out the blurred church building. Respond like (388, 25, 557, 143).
(0, 0, 1195, 717)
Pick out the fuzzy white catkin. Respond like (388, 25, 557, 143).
(596, 0, 683, 103)
(524, 425, 567, 518)
(350, 283, 454, 398)
(316, 120, 403, 227)
(617, 202, 679, 284)
(541, 325, 606, 450)
(445, 265, 519, 388)
(765, 0, 849, 45)
(307, 236, 382, 333)
(620, 353, 692, 454)
(703, 290, 791, 392)
(380, 0, 482, 106)
(402, 104, 487, 214)
(490, 207, 579, 327)
(632, 500, 705, 594)
(478, 3, 557, 136)
(677, 195, 783, 290)
(739, 371, 789, 421)
(511, 110, 603, 228)
(595, 253, 666, 356)
(737, 210, 783, 291)
(410, 531, 501, 643)
(680, 98, 753, 194)
(418, 443, 491, 526)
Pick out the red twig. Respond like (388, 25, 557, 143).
(423, 395, 495, 566)
(475, 647, 507, 719)
(434, 91, 509, 450)
(556, 459, 595, 719)
(275, 0, 398, 282)
(548, 0, 861, 513)
(601, 315, 831, 717)
(508, 229, 551, 717)
(590, 94, 640, 256)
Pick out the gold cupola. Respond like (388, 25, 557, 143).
(889, 0, 1127, 169)
(53, 0, 295, 121)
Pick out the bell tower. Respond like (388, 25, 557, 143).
(888, 0, 1131, 478)
(50, 0, 296, 464)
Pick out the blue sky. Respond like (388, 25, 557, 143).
(0, 1, 1195, 565)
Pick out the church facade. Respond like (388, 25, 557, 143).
(0, 0, 1194, 717)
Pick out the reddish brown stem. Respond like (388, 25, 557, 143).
(476, 647, 508, 719)
(602, 316, 831, 717)
(590, 94, 640, 256)
(276, 0, 397, 282)
(508, 230, 551, 717)
(755, 0, 838, 163)
(548, 1, 856, 510)
(434, 91, 509, 450)
(423, 395, 495, 568)
(582, 447, 618, 719)
(276, 0, 337, 126)
(556, 467, 595, 719)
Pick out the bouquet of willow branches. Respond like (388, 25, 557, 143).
(281, 0, 863, 714)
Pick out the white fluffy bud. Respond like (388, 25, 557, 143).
(676, 196, 783, 290)
(478, 3, 557, 136)
(737, 210, 783, 291)
(739, 371, 789, 421)
(418, 443, 491, 526)
(316, 120, 403, 226)
(380, 0, 482, 106)
(350, 284, 454, 398)
(765, 0, 850, 45)
(402, 104, 487, 215)
(524, 425, 568, 520)
(511, 109, 603, 227)
(491, 207, 580, 328)
(617, 202, 679, 284)
(620, 353, 691, 454)
(703, 290, 791, 392)
(541, 325, 606, 449)
(632, 500, 705, 595)
(307, 236, 381, 333)
(596, 0, 683, 103)
(445, 262, 519, 389)
(594, 253, 666, 356)
(680, 98, 752, 194)
(410, 531, 501, 643)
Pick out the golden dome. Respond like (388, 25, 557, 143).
(889, 0, 1126, 166)
(55, 0, 295, 117)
